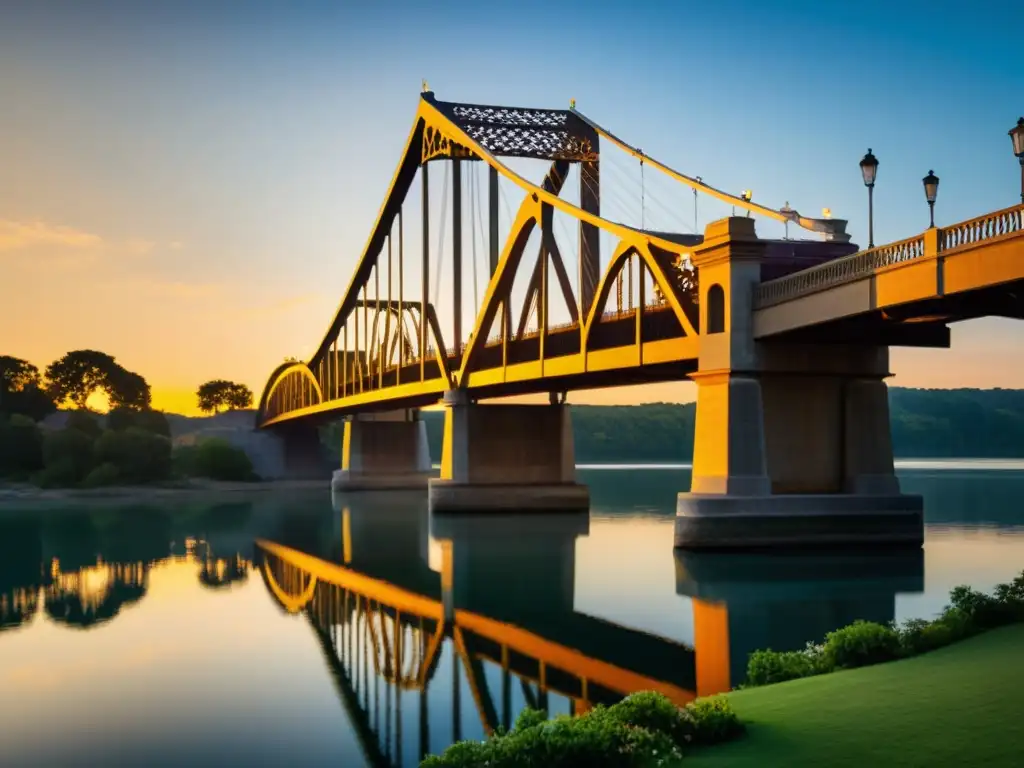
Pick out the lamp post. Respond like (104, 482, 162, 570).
(1009, 117, 1024, 205)
(923, 170, 939, 229)
(859, 148, 878, 248)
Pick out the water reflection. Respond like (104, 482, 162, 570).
(256, 496, 698, 766)
(0, 505, 265, 635)
(675, 548, 925, 690)
(0, 464, 1020, 767)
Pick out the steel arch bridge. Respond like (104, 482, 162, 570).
(255, 90, 847, 428)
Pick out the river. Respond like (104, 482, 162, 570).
(0, 462, 1022, 766)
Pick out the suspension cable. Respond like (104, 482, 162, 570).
(469, 162, 480, 316)
(432, 161, 450, 307)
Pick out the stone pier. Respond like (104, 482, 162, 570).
(675, 217, 923, 549)
(428, 391, 589, 513)
(331, 409, 432, 492)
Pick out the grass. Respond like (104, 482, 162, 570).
(685, 623, 1024, 767)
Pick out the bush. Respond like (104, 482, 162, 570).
(134, 409, 171, 437)
(746, 646, 826, 686)
(177, 438, 257, 481)
(32, 457, 80, 488)
(42, 427, 95, 482)
(606, 690, 697, 747)
(948, 585, 1017, 629)
(823, 620, 901, 670)
(82, 462, 119, 488)
(0, 414, 44, 477)
(686, 696, 745, 745)
(108, 407, 171, 437)
(65, 410, 102, 439)
(421, 693, 740, 767)
(94, 428, 172, 484)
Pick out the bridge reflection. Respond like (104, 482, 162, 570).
(256, 496, 924, 766)
(257, 499, 697, 765)
(676, 548, 925, 689)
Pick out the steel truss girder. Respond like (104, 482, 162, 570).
(258, 92, 714, 426)
(457, 195, 699, 385)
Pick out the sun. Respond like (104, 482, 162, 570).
(85, 389, 111, 413)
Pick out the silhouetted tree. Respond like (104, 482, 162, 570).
(44, 350, 151, 411)
(45, 350, 115, 409)
(104, 367, 151, 410)
(196, 380, 253, 414)
(0, 356, 56, 422)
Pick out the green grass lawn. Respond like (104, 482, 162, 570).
(686, 623, 1024, 767)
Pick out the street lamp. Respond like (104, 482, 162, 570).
(923, 170, 939, 228)
(859, 148, 879, 248)
(1009, 117, 1024, 204)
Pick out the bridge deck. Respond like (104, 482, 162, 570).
(755, 204, 1024, 342)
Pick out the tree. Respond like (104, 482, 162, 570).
(104, 367, 151, 410)
(44, 350, 151, 411)
(0, 356, 56, 422)
(225, 382, 253, 410)
(45, 350, 117, 409)
(196, 380, 253, 414)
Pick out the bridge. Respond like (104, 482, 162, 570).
(254, 88, 1024, 549)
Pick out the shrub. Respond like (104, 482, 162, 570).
(180, 438, 257, 481)
(65, 410, 102, 439)
(607, 690, 697, 747)
(420, 693, 739, 767)
(94, 428, 172, 484)
(686, 696, 745, 745)
(746, 647, 825, 686)
(0, 414, 44, 477)
(32, 457, 80, 488)
(134, 409, 171, 437)
(105, 406, 136, 433)
(823, 620, 901, 669)
(108, 407, 171, 438)
(82, 462, 119, 488)
(948, 585, 1016, 629)
(897, 617, 956, 655)
(42, 427, 95, 482)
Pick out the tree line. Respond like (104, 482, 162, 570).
(0, 351, 255, 421)
(0, 350, 259, 488)
(398, 389, 1024, 462)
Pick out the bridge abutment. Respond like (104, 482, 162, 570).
(331, 409, 432, 492)
(428, 391, 589, 513)
(271, 422, 336, 480)
(675, 217, 923, 549)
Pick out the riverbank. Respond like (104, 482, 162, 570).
(686, 623, 1024, 767)
(0, 478, 327, 509)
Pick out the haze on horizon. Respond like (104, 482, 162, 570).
(3, 0, 1022, 415)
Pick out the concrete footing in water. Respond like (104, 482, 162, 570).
(428, 393, 589, 513)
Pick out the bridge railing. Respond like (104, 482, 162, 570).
(941, 204, 1024, 251)
(756, 203, 1024, 308)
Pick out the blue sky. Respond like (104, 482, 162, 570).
(2, 0, 1022, 411)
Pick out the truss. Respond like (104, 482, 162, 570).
(256, 90, 841, 427)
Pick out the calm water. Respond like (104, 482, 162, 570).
(1, 464, 1023, 767)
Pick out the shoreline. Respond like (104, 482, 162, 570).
(0, 478, 328, 509)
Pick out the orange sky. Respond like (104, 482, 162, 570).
(5, 219, 1024, 416)
(5, 6, 1024, 416)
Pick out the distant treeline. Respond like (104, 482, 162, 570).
(403, 388, 1024, 462)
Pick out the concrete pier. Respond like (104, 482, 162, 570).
(331, 409, 432, 492)
(428, 392, 589, 513)
(675, 218, 923, 550)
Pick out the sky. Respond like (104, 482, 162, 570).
(2, 0, 1023, 415)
